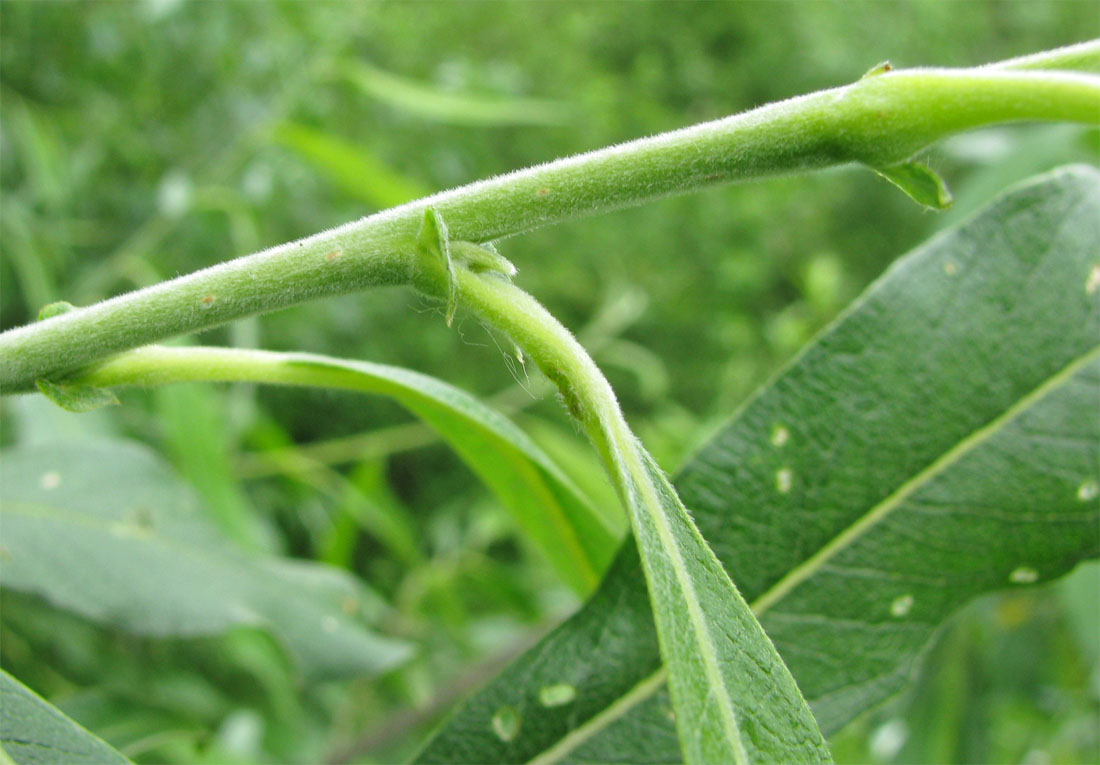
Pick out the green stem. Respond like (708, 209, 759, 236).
(2, 59, 1098, 392)
(991, 38, 1100, 72)
(449, 265, 828, 762)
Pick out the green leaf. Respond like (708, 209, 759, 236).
(274, 122, 429, 209)
(608, 445, 830, 763)
(36, 301, 75, 321)
(415, 165, 1100, 762)
(344, 62, 571, 127)
(279, 354, 617, 594)
(873, 162, 953, 209)
(0, 438, 411, 681)
(34, 379, 119, 413)
(0, 669, 130, 765)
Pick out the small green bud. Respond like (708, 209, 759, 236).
(36, 379, 120, 412)
(38, 301, 76, 321)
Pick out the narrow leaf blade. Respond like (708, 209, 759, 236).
(612, 448, 829, 762)
(345, 63, 571, 127)
(274, 122, 429, 209)
(0, 669, 130, 765)
(280, 355, 618, 594)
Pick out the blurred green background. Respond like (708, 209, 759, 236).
(1, 2, 1097, 763)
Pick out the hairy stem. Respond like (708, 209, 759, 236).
(448, 266, 828, 762)
(2, 57, 1098, 391)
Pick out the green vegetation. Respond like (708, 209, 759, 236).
(1, 4, 1098, 764)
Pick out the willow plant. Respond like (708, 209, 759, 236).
(2, 41, 1098, 765)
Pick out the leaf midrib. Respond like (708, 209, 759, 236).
(526, 343, 1099, 763)
(619, 442, 748, 764)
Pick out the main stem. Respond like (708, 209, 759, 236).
(1, 62, 1098, 392)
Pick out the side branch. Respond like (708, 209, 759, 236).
(1, 60, 1097, 392)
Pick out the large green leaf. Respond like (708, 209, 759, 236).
(0, 438, 410, 682)
(415, 166, 1100, 762)
(0, 669, 129, 765)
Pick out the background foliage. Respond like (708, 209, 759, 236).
(1, 2, 1098, 763)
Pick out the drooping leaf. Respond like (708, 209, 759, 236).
(76, 347, 617, 594)
(344, 62, 571, 127)
(0, 669, 130, 765)
(415, 166, 1100, 762)
(436, 239, 829, 760)
(275, 354, 618, 594)
(274, 122, 429, 209)
(0, 438, 411, 682)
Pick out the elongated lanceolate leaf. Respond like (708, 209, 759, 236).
(75, 348, 616, 594)
(416, 166, 1100, 762)
(277, 355, 618, 593)
(0, 669, 129, 765)
(345, 63, 571, 127)
(275, 123, 429, 209)
(0, 438, 410, 681)
(604, 439, 829, 763)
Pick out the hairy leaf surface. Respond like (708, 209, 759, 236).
(605, 443, 830, 763)
(416, 166, 1100, 762)
(0, 669, 130, 765)
(0, 438, 411, 681)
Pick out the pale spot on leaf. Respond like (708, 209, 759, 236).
(1077, 480, 1099, 502)
(775, 467, 793, 494)
(538, 683, 577, 707)
(491, 706, 520, 742)
(1010, 566, 1039, 584)
(771, 425, 790, 448)
(1087, 264, 1100, 295)
(943, 261, 958, 276)
(322, 615, 340, 633)
(109, 522, 152, 539)
(890, 594, 914, 617)
(39, 471, 61, 490)
(870, 719, 908, 760)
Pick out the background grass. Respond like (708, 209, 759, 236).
(1, 2, 1098, 763)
